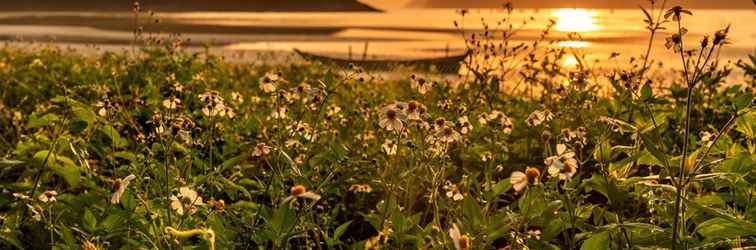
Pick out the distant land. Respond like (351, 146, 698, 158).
(0, 0, 379, 12)
(406, 0, 756, 9)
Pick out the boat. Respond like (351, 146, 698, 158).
(293, 48, 471, 74)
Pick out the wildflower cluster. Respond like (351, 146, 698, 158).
(0, 3, 753, 249)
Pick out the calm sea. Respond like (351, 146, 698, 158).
(0, 8, 754, 67)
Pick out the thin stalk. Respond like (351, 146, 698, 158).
(21, 87, 72, 225)
(671, 17, 696, 249)
(690, 113, 739, 177)
(562, 186, 577, 250)
(671, 73, 694, 250)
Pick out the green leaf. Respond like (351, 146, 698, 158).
(72, 105, 97, 125)
(686, 198, 756, 238)
(27, 113, 60, 129)
(640, 83, 653, 100)
(733, 92, 753, 111)
(56, 225, 77, 248)
(229, 201, 259, 213)
(637, 149, 664, 167)
(581, 231, 610, 250)
(391, 212, 420, 234)
(518, 188, 547, 218)
(0, 231, 24, 250)
(334, 221, 353, 240)
(463, 196, 484, 226)
(735, 112, 756, 138)
(122, 191, 136, 211)
(641, 133, 669, 168)
(113, 151, 137, 162)
(269, 205, 296, 236)
(716, 153, 755, 173)
(33, 150, 81, 187)
(99, 211, 127, 232)
(697, 218, 756, 240)
(99, 125, 128, 148)
(219, 176, 252, 199)
(541, 217, 565, 240)
(592, 140, 612, 163)
(83, 209, 97, 232)
(492, 178, 512, 196)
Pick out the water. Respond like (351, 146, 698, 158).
(0, 8, 753, 67)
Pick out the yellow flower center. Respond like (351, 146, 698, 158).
(291, 185, 306, 196)
(525, 167, 541, 183)
(459, 235, 471, 250)
(562, 163, 574, 174)
(386, 109, 397, 120)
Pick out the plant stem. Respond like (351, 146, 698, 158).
(671, 77, 694, 250)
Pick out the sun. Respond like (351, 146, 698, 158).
(552, 9, 600, 32)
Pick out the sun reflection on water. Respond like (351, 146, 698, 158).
(557, 41, 591, 48)
(561, 55, 580, 67)
(552, 9, 600, 32)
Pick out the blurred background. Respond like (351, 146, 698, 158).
(0, 0, 753, 66)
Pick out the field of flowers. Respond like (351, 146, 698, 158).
(0, 2, 755, 249)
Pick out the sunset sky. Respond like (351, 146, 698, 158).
(362, 0, 756, 10)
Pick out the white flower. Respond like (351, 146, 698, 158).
(231, 92, 244, 104)
(170, 187, 204, 215)
(525, 110, 553, 127)
(448, 223, 471, 250)
(172, 82, 184, 93)
(13, 193, 30, 200)
(111, 174, 137, 204)
(198, 91, 223, 104)
(38, 190, 58, 203)
(510, 167, 541, 193)
(283, 185, 321, 204)
(410, 74, 433, 95)
(260, 72, 283, 93)
(434, 122, 462, 143)
(452, 193, 464, 201)
(406, 101, 426, 121)
(700, 131, 713, 142)
(252, 143, 271, 157)
(27, 204, 43, 221)
(382, 139, 398, 156)
(479, 111, 513, 133)
(349, 184, 373, 193)
(378, 103, 407, 132)
(443, 181, 465, 201)
(270, 107, 288, 119)
(162, 96, 181, 109)
(546, 144, 579, 180)
(458, 116, 473, 134)
(527, 227, 542, 239)
(94, 101, 112, 117)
